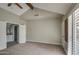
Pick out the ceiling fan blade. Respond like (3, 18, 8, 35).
(15, 3, 23, 9)
(26, 3, 34, 10)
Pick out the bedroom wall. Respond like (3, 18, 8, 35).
(0, 21, 6, 50)
(27, 18, 62, 45)
(0, 8, 26, 24)
(0, 8, 27, 50)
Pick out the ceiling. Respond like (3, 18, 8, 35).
(32, 3, 74, 15)
(21, 8, 63, 20)
(0, 3, 75, 16)
(0, 3, 30, 15)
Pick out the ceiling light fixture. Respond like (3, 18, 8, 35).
(33, 8, 39, 16)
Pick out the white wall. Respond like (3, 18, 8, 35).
(61, 13, 73, 55)
(0, 21, 6, 50)
(27, 18, 62, 45)
(0, 8, 27, 50)
(0, 8, 26, 24)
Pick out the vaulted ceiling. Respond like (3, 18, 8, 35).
(0, 3, 76, 16)
(21, 8, 63, 20)
(32, 3, 74, 15)
(0, 3, 30, 15)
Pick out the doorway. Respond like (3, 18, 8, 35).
(65, 19, 68, 42)
(6, 23, 19, 47)
(14, 25, 19, 43)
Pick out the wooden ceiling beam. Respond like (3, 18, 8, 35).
(26, 3, 34, 9)
(15, 3, 23, 9)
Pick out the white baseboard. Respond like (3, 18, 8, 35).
(27, 40, 61, 45)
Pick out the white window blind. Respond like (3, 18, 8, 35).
(73, 8, 79, 55)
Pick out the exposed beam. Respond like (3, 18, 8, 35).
(15, 3, 23, 9)
(26, 3, 34, 9)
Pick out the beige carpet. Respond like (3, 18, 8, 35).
(0, 41, 66, 55)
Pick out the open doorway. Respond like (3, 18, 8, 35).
(6, 23, 19, 47)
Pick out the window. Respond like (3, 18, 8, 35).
(72, 8, 79, 55)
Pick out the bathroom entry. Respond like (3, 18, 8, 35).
(6, 23, 19, 47)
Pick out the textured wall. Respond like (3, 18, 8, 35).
(27, 18, 62, 45)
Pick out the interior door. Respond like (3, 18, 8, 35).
(0, 21, 6, 50)
(64, 19, 68, 54)
(65, 19, 68, 42)
(19, 24, 26, 43)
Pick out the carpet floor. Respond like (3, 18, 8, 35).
(0, 41, 66, 55)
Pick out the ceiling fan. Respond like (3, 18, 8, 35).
(8, 3, 34, 10)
